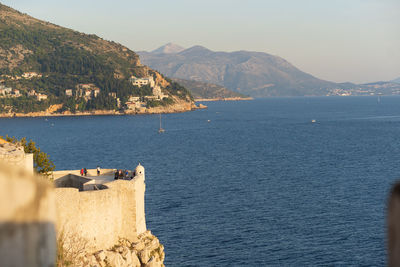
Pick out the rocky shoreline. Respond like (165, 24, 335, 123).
(0, 100, 207, 118)
(195, 97, 253, 102)
(71, 231, 165, 267)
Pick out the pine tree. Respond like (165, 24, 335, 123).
(3, 136, 55, 178)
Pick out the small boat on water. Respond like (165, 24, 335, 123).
(158, 114, 165, 133)
(311, 119, 316, 123)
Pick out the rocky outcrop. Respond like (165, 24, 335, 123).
(73, 231, 164, 267)
(127, 98, 206, 115)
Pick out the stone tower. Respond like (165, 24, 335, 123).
(135, 163, 145, 179)
(134, 163, 146, 234)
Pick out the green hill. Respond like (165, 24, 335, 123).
(0, 3, 192, 114)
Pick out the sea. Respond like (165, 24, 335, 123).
(1, 96, 399, 266)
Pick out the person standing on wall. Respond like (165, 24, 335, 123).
(84, 168, 87, 176)
(97, 166, 101, 176)
(80, 168, 84, 176)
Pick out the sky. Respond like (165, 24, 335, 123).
(2, 0, 399, 84)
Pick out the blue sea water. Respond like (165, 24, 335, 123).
(1, 96, 400, 266)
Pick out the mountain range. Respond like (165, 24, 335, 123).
(392, 77, 400, 84)
(138, 44, 340, 97)
(139, 43, 400, 97)
(152, 42, 185, 54)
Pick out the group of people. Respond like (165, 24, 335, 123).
(78, 166, 135, 180)
(80, 168, 87, 176)
(114, 169, 135, 180)
(80, 166, 101, 176)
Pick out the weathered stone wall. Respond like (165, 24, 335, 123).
(0, 140, 34, 174)
(0, 161, 56, 267)
(54, 175, 147, 253)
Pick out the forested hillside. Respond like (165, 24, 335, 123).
(0, 3, 192, 114)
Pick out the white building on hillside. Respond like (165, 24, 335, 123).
(65, 89, 73, 97)
(28, 90, 37, 97)
(76, 84, 101, 100)
(0, 86, 12, 96)
(36, 93, 48, 101)
(12, 89, 21, 97)
(22, 72, 42, 79)
(129, 76, 155, 88)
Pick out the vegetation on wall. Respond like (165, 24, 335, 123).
(2, 135, 55, 177)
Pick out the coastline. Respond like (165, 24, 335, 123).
(0, 101, 207, 118)
(195, 97, 253, 102)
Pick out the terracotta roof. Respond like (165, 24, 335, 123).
(0, 138, 9, 144)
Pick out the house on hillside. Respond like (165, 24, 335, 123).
(93, 88, 100, 98)
(125, 95, 143, 110)
(27, 90, 37, 97)
(21, 72, 42, 79)
(26, 89, 47, 100)
(65, 89, 73, 97)
(12, 89, 21, 97)
(152, 85, 167, 99)
(129, 76, 155, 88)
(128, 76, 168, 100)
(128, 96, 140, 102)
(0, 86, 12, 97)
(76, 84, 101, 100)
(36, 93, 48, 101)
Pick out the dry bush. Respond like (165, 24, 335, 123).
(56, 230, 89, 267)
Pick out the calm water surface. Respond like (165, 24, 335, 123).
(1, 97, 399, 266)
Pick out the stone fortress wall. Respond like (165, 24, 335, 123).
(54, 167, 147, 253)
(0, 138, 164, 266)
(0, 139, 56, 267)
(0, 138, 33, 174)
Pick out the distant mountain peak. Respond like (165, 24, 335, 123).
(152, 43, 185, 54)
(138, 44, 337, 97)
(181, 45, 210, 53)
(392, 76, 400, 84)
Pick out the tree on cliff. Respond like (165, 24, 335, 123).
(3, 136, 55, 177)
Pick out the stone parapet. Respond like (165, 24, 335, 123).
(54, 167, 147, 253)
(0, 140, 34, 174)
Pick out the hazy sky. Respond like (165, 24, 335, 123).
(2, 0, 399, 84)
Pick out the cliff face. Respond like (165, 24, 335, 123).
(69, 232, 165, 267)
